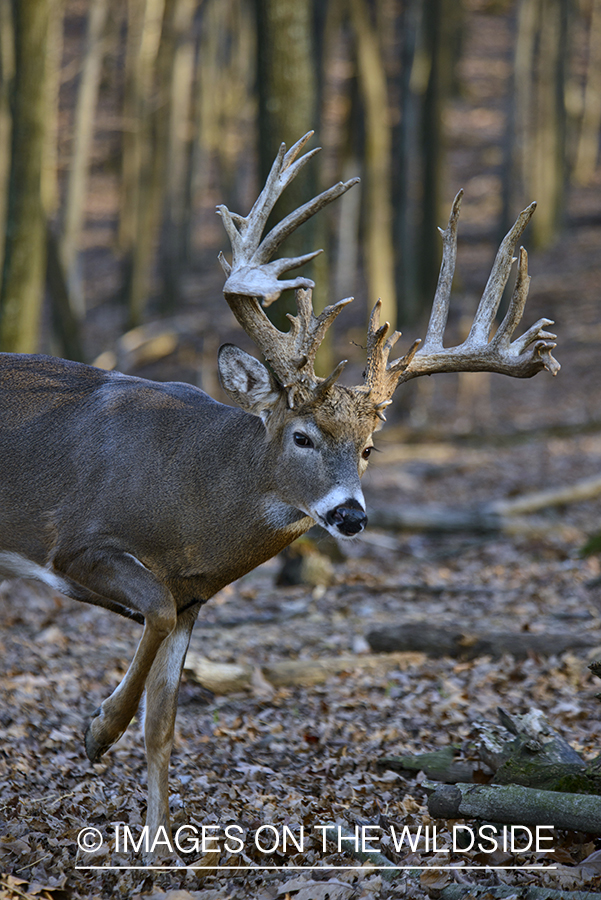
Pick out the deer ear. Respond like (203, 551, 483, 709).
(218, 344, 280, 416)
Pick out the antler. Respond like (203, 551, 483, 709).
(217, 133, 359, 406)
(361, 191, 560, 418)
(218, 135, 559, 421)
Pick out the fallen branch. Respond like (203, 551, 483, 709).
(378, 745, 491, 784)
(183, 651, 425, 694)
(368, 470, 601, 534)
(475, 708, 587, 775)
(426, 781, 601, 833)
(379, 709, 600, 793)
(481, 708, 601, 794)
(490, 472, 601, 517)
(366, 622, 596, 659)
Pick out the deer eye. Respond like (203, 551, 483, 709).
(362, 446, 373, 460)
(293, 432, 314, 449)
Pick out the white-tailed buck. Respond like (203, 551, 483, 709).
(0, 134, 558, 849)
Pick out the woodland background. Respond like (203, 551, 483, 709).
(5, 1, 601, 899)
(0, 0, 594, 366)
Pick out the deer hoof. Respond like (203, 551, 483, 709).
(84, 717, 113, 763)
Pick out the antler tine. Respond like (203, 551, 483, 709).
(256, 177, 360, 265)
(217, 133, 321, 272)
(391, 195, 560, 384)
(285, 292, 354, 374)
(422, 190, 463, 352)
(491, 247, 560, 375)
(465, 201, 537, 347)
(281, 131, 315, 171)
(492, 245, 531, 347)
(362, 299, 415, 405)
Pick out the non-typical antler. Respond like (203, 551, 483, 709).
(218, 134, 559, 419)
(218, 132, 359, 407)
(361, 191, 560, 419)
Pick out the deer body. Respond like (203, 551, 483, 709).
(0, 353, 372, 605)
(0, 134, 559, 851)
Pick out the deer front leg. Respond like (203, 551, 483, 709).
(54, 548, 177, 761)
(143, 603, 200, 845)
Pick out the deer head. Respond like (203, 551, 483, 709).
(216, 133, 559, 538)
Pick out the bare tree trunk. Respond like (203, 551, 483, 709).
(121, 0, 198, 326)
(255, 0, 317, 330)
(395, 0, 422, 325)
(574, 0, 601, 184)
(507, 0, 568, 248)
(61, 0, 109, 318)
(159, 0, 196, 311)
(119, 0, 164, 321)
(349, 0, 396, 330)
(0, 0, 49, 353)
(0, 0, 15, 283)
(42, 0, 63, 220)
(393, 0, 458, 325)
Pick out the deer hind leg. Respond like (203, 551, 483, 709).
(142, 603, 200, 845)
(54, 548, 177, 762)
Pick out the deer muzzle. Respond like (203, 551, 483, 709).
(325, 499, 368, 536)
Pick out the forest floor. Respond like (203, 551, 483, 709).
(5, 4, 601, 900)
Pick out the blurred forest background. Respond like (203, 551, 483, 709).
(0, 0, 599, 408)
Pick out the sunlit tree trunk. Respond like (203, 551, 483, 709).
(119, 0, 164, 323)
(256, 0, 317, 330)
(505, 0, 569, 248)
(159, 0, 197, 311)
(0, 0, 49, 353)
(574, 0, 601, 184)
(61, 0, 109, 318)
(349, 0, 396, 330)
(394, 0, 459, 325)
(0, 0, 14, 283)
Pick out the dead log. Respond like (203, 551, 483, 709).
(426, 781, 601, 833)
(485, 709, 601, 794)
(183, 651, 425, 694)
(474, 707, 586, 775)
(366, 622, 596, 659)
(369, 471, 601, 534)
(489, 473, 601, 517)
(378, 745, 492, 784)
(492, 753, 601, 794)
(380, 710, 594, 790)
(369, 505, 501, 533)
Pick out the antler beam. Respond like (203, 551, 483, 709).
(366, 192, 560, 404)
(404, 192, 559, 380)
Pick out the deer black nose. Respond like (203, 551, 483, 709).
(325, 500, 368, 536)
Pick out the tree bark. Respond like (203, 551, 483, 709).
(61, 0, 109, 318)
(505, 0, 568, 248)
(184, 650, 423, 694)
(440, 886, 601, 900)
(366, 621, 596, 659)
(427, 781, 601, 833)
(349, 0, 396, 330)
(0, 0, 49, 353)
(255, 0, 317, 331)
(0, 0, 14, 283)
(574, 0, 601, 184)
(159, 0, 196, 311)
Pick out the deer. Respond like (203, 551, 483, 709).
(0, 133, 559, 852)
